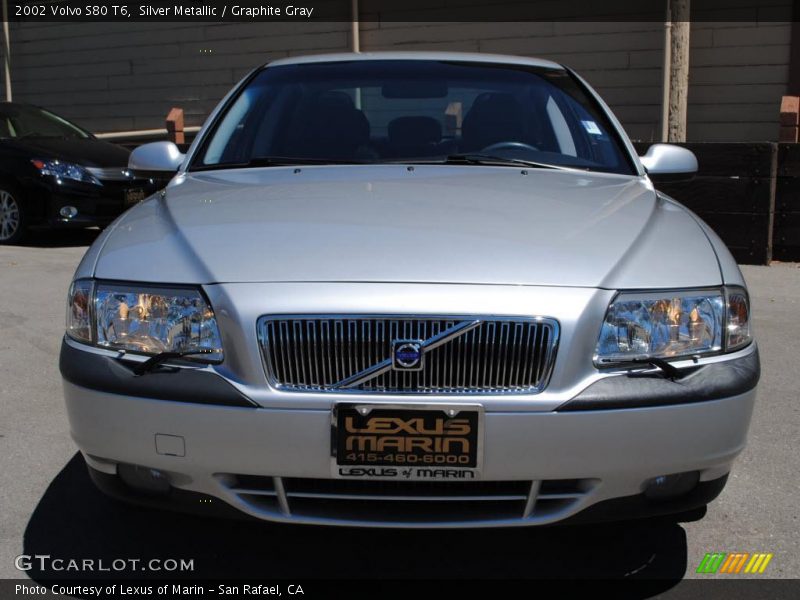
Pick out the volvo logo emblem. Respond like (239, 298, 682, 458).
(330, 320, 481, 389)
(392, 339, 424, 371)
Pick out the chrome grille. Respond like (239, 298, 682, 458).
(257, 315, 558, 394)
(86, 166, 134, 181)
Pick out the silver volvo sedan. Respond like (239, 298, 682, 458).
(60, 52, 759, 528)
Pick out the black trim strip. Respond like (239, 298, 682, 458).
(557, 348, 759, 412)
(60, 339, 257, 408)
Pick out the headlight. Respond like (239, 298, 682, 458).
(726, 289, 751, 351)
(32, 159, 102, 186)
(66, 280, 223, 363)
(595, 287, 751, 366)
(66, 279, 94, 343)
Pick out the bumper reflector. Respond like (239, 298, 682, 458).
(644, 471, 700, 501)
(118, 464, 171, 495)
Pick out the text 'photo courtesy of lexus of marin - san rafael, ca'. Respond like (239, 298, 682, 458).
(60, 52, 759, 528)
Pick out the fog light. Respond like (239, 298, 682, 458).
(59, 206, 78, 219)
(644, 471, 699, 501)
(118, 464, 171, 495)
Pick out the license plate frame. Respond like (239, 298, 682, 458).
(331, 403, 484, 481)
(124, 188, 147, 207)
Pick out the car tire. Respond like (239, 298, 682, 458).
(0, 184, 28, 244)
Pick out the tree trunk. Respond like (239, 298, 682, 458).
(668, 0, 691, 142)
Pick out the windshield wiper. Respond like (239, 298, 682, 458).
(194, 154, 568, 172)
(438, 153, 567, 170)
(131, 348, 217, 376)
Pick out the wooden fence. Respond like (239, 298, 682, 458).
(633, 142, 800, 265)
(775, 145, 800, 262)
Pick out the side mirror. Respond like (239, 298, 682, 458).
(129, 141, 185, 176)
(639, 143, 698, 183)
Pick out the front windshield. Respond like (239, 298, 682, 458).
(0, 104, 90, 139)
(195, 60, 634, 174)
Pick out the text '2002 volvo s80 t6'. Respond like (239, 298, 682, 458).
(60, 52, 759, 528)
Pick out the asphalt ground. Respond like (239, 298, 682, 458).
(0, 229, 798, 593)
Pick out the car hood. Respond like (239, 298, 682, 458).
(92, 165, 721, 288)
(13, 136, 130, 167)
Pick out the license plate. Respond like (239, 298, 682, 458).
(124, 188, 147, 207)
(332, 404, 483, 481)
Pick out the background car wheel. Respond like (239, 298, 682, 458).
(0, 186, 27, 244)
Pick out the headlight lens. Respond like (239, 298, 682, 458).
(32, 159, 102, 186)
(726, 289, 751, 351)
(66, 280, 223, 362)
(595, 289, 736, 365)
(66, 279, 94, 343)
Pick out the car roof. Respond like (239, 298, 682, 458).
(0, 102, 36, 109)
(0, 102, 42, 115)
(266, 51, 564, 71)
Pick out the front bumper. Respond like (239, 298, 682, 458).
(24, 177, 156, 228)
(61, 339, 757, 528)
(86, 462, 731, 526)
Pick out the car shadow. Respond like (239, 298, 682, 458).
(23, 454, 688, 593)
(22, 228, 101, 248)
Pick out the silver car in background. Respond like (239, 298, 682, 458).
(61, 52, 759, 528)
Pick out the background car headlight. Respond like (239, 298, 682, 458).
(67, 280, 223, 362)
(595, 287, 751, 365)
(31, 158, 102, 186)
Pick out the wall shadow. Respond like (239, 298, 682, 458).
(23, 454, 688, 593)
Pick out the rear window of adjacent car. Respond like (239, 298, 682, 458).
(0, 104, 89, 139)
(194, 60, 635, 175)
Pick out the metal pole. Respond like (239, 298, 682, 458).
(661, 0, 671, 142)
(2, 0, 11, 102)
(351, 0, 360, 53)
(351, 0, 361, 109)
(668, 0, 691, 143)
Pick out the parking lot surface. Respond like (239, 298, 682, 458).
(0, 230, 798, 587)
